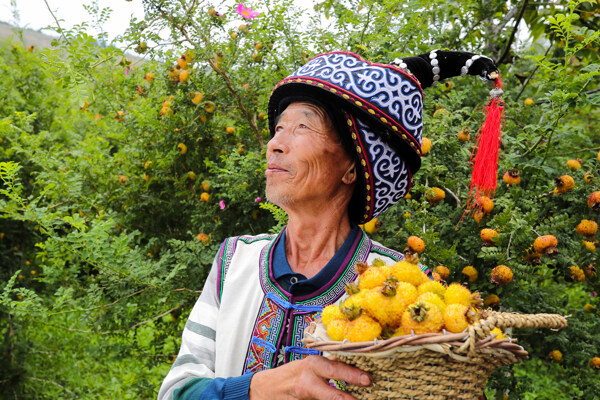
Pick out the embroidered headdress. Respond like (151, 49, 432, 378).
(268, 51, 499, 224)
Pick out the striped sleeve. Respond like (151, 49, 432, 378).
(157, 252, 221, 400)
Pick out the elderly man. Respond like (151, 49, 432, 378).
(158, 51, 498, 400)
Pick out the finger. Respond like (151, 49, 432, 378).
(310, 356, 372, 388)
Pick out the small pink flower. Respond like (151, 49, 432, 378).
(255, 197, 262, 202)
(235, 3, 260, 19)
(592, 291, 596, 297)
(125, 68, 130, 75)
(219, 200, 226, 210)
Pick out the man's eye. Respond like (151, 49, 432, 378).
(298, 124, 308, 129)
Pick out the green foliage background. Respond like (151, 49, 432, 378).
(1, 0, 599, 398)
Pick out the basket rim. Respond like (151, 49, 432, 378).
(302, 310, 567, 359)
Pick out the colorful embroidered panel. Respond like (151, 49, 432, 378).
(242, 295, 286, 374)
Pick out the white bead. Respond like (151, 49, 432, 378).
(431, 59, 439, 66)
(432, 66, 440, 74)
(466, 59, 473, 67)
(461, 66, 468, 76)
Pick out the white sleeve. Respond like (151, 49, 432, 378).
(157, 254, 220, 400)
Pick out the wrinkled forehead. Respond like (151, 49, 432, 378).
(275, 101, 333, 127)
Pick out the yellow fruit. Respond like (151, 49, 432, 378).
(476, 196, 494, 214)
(584, 303, 595, 313)
(225, 126, 236, 134)
(503, 169, 521, 186)
(201, 180, 211, 192)
(118, 175, 129, 184)
(524, 97, 534, 106)
(200, 192, 210, 202)
(114, 110, 125, 122)
(344, 314, 382, 342)
(554, 175, 575, 194)
(585, 173, 594, 184)
(342, 283, 364, 311)
(362, 281, 412, 328)
(177, 56, 188, 70)
(179, 69, 190, 83)
(321, 304, 345, 326)
(576, 219, 598, 237)
(401, 302, 444, 334)
(549, 350, 563, 362)
(356, 262, 392, 290)
(416, 292, 446, 314)
(421, 137, 431, 155)
(177, 143, 188, 154)
(191, 92, 204, 105)
(473, 209, 485, 223)
(434, 265, 450, 280)
(144, 161, 152, 169)
(462, 266, 478, 283)
(457, 126, 470, 142)
(484, 294, 500, 308)
(407, 235, 426, 254)
(583, 240, 597, 252)
(480, 228, 499, 246)
(566, 158, 582, 171)
(426, 187, 445, 205)
(196, 233, 210, 244)
(144, 72, 155, 83)
(417, 280, 446, 300)
(258, 112, 266, 120)
(391, 260, 428, 286)
(589, 357, 600, 369)
(490, 265, 513, 286)
(188, 171, 196, 180)
(204, 101, 216, 113)
(569, 266, 585, 282)
(490, 327, 505, 340)
(254, 42, 263, 51)
(444, 283, 472, 307)
(433, 107, 450, 118)
(533, 235, 558, 254)
(326, 319, 348, 341)
(359, 217, 381, 234)
(443, 303, 469, 333)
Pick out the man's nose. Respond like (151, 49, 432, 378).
(266, 130, 289, 154)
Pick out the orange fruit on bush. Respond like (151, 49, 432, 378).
(566, 158, 582, 170)
(554, 175, 575, 194)
(457, 127, 470, 142)
(421, 137, 431, 155)
(177, 143, 187, 154)
(179, 69, 190, 83)
(196, 233, 210, 244)
(576, 219, 598, 237)
(502, 169, 521, 186)
(587, 191, 600, 210)
(480, 228, 499, 246)
(407, 236, 425, 254)
(200, 192, 210, 202)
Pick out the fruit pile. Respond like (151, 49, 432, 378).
(321, 236, 499, 342)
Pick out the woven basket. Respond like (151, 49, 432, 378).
(303, 310, 568, 400)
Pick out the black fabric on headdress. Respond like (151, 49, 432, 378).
(400, 50, 499, 88)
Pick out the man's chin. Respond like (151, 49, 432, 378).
(265, 190, 295, 208)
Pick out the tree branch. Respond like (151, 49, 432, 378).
(497, 0, 529, 65)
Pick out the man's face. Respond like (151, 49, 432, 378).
(265, 102, 355, 210)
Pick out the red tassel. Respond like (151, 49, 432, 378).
(463, 76, 504, 218)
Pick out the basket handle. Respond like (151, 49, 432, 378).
(459, 310, 568, 355)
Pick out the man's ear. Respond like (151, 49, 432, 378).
(342, 162, 357, 184)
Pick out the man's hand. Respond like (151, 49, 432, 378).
(249, 355, 371, 400)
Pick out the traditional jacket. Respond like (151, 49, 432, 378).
(158, 230, 428, 399)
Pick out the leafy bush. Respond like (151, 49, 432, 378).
(1, 0, 599, 398)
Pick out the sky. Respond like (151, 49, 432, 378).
(0, 0, 315, 43)
(0, 0, 146, 41)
